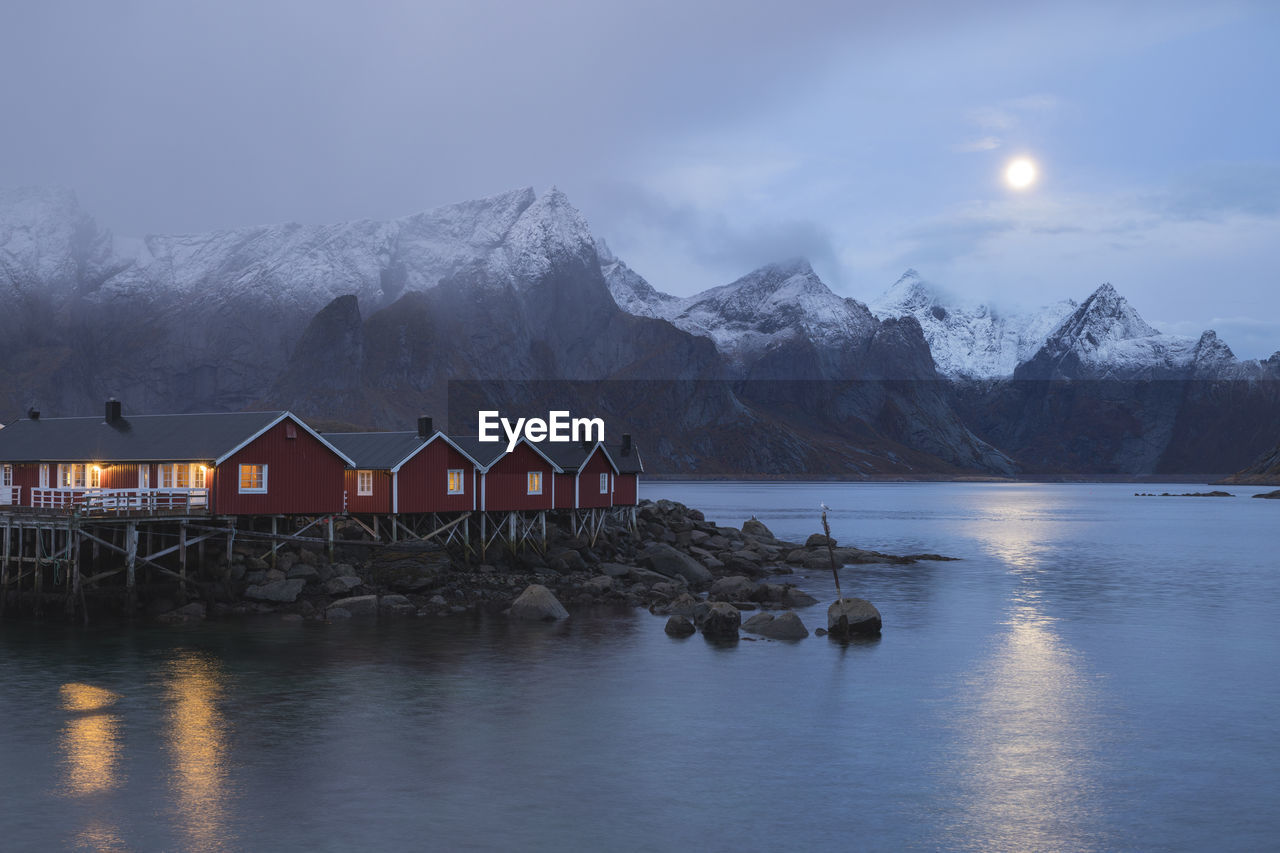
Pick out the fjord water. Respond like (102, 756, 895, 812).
(2, 483, 1277, 851)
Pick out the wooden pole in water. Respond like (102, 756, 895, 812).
(821, 507, 843, 602)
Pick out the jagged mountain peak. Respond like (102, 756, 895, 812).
(1051, 282, 1160, 347)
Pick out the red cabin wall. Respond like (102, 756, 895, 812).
(344, 469, 392, 514)
(212, 418, 347, 516)
(398, 441, 475, 513)
(614, 474, 638, 506)
(553, 473, 574, 509)
(9, 463, 40, 505)
(577, 449, 614, 509)
(482, 443, 554, 511)
(101, 464, 139, 490)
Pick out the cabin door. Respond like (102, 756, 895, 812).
(0, 465, 11, 504)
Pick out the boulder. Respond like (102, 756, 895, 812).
(286, 564, 319, 582)
(327, 608, 352, 620)
(742, 517, 775, 539)
(827, 598, 882, 637)
(508, 584, 569, 621)
(324, 575, 363, 595)
(379, 594, 417, 615)
(659, 592, 700, 619)
(245, 556, 268, 571)
(664, 615, 696, 637)
(806, 533, 836, 548)
(709, 575, 757, 601)
(758, 611, 809, 640)
(244, 579, 305, 603)
(641, 543, 713, 585)
(701, 602, 741, 639)
(741, 612, 775, 634)
(782, 588, 819, 608)
(600, 562, 633, 578)
(155, 602, 207, 625)
(584, 575, 614, 595)
(328, 594, 378, 617)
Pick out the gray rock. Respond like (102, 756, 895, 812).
(742, 517, 775, 539)
(508, 584, 569, 621)
(584, 575, 614, 595)
(701, 602, 741, 639)
(741, 612, 776, 634)
(600, 562, 633, 577)
(827, 598, 882, 637)
(265, 569, 287, 583)
(806, 533, 836, 548)
(709, 575, 757, 601)
(327, 607, 352, 620)
(324, 575, 363, 595)
(429, 594, 447, 606)
(281, 613, 304, 623)
(297, 548, 320, 566)
(245, 556, 268, 571)
(244, 579, 305, 603)
(329, 594, 378, 617)
(758, 611, 809, 640)
(664, 615, 696, 637)
(287, 564, 320, 582)
(658, 592, 700, 619)
(782, 588, 819, 608)
(379, 594, 416, 615)
(641, 543, 712, 585)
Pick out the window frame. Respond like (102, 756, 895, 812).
(357, 469, 374, 497)
(39, 464, 49, 488)
(600, 472, 609, 494)
(447, 469, 465, 495)
(1, 464, 11, 487)
(238, 463, 268, 494)
(526, 470, 543, 495)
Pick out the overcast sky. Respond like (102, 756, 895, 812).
(3, 0, 1278, 356)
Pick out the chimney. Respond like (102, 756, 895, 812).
(27, 408, 40, 421)
(105, 398, 122, 424)
(417, 416, 433, 438)
(621, 433, 632, 455)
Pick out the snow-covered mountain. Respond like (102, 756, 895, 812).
(869, 269, 1077, 380)
(1015, 282, 1247, 380)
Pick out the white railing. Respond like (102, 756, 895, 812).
(30, 487, 209, 514)
(0, 485, 20, 505)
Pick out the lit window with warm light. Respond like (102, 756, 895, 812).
(527, 471, 542, 495)
(89, 466, 102, 489)
(447, 469, 464, 495)
(357, 470, 374, 496)
(239, 464, 267, 493)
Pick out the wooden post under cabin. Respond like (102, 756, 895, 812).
(179, 521, 188, 601)
(226, 522, 235, 570)
(125, 521, 138, 616)
(327, 515, 335, 562)
(2, 519, 10, 619)
(270, 517, 278, 567)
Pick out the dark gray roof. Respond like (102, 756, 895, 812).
(543, 442, 618, 474)
(0, 411, 289, 463)
(324, 431, 427, 470)
(445, 436, 508, 470)
(607, 443, 643, 474)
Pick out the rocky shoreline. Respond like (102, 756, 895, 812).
(151, 499, 956, 640)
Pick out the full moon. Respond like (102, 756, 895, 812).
(1005, 157, 1038, 189)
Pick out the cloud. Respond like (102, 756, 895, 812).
(967, 94, 1061, 131)
(955, 136, 1002, 153)
(1154, 162, 1280, 221)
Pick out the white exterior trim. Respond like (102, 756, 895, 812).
(238, 463, 267, 493)
(215, 412, 357, 467)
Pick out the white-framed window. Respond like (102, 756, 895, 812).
(357, 470, 374, 496)
(527, 471, 542, 495)
(58, 463, 88, 488)
(239, 464, 267, 493)
(138, 465, 149, 489)
(600, 472, 609, 494)
(88, 466, 101, 488)
(158, 463, 205, 489)
(39, 464, 49, 488)
(1, 465, 11, 487)
(447, 469, 464, 495)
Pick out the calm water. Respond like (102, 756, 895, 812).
(2, 482, 1278, 851)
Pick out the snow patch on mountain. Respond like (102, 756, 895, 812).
(870, 269, 1077, 379)
(597, 239, 677, 318)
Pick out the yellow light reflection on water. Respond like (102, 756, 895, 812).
(165, 650, 232, 853)
(60, 683, 123, 797)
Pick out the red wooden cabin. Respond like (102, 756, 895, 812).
(0, 402, 354, 516)
(546, 442, 620, 509)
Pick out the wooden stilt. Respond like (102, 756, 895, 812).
(125, 521, 138, 616)
(327, 515, 335, 562)
(226, 521, 235, 570)
(179, 521, 188, 601)
(390, 515, 398, 543)
(1, 518, 10, 619)
(270, 517, 279, 567)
